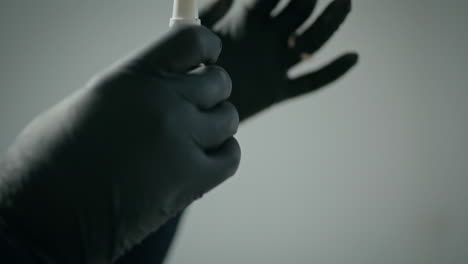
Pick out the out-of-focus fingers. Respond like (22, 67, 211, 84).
(250, 0, 281, 21)
(274, 0, 317, 36)
(201, 0, 235, 28)
(283, 53, 358, 100)
(295, 0, 351, 54)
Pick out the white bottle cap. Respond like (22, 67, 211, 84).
(170, 0, 201, 27)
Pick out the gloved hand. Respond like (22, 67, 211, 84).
(201, 0, 359, 121)
(116, 1, 359, 263)
(0, 25, 240, 264)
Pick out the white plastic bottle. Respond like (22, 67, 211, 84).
(170, 0, 201, 27)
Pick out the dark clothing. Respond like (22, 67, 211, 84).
(0, 221, 38, 264)
(0, 213, 183, 264)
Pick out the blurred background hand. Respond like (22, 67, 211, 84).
(201, 0, 358, 120)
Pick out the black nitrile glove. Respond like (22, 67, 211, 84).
(0, 25, 240, 264)
(117, 1, 359, 263)
(202, 0, 359, 121)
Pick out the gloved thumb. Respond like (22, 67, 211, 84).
(128, 25, 222, 74)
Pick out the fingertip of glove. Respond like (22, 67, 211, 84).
(335, 0, 352, 13)
(343, 52, 359, 65)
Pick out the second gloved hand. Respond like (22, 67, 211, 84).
(0, 25, 240, 264)
(201, 0, 358, 121)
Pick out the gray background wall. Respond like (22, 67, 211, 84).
(0, 1, 467, 263)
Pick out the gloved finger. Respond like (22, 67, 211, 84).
(201, 0, 234, 28)
(193, 101, 239, 150)
(129, 25, 222, 74)
(273, 0, 317, 37)
(176, 65, 232, 109)
(200, 137, 241, 193)
(250, 0, 281, 21)
(282, 53, 358, 100)
(294, 0, 351, 54)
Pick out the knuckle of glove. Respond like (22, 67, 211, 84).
(199, 66, 232, 107)
(219, 102, 239, 136)
(226, 138, 242, 175)
(211, 65, 232, 97)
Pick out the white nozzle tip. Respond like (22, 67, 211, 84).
(172, 0, 199, 20)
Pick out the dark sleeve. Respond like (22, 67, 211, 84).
(0, 211, 184, 264)
(115, 211, 185, 264)
(0, 221, 39, 264)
